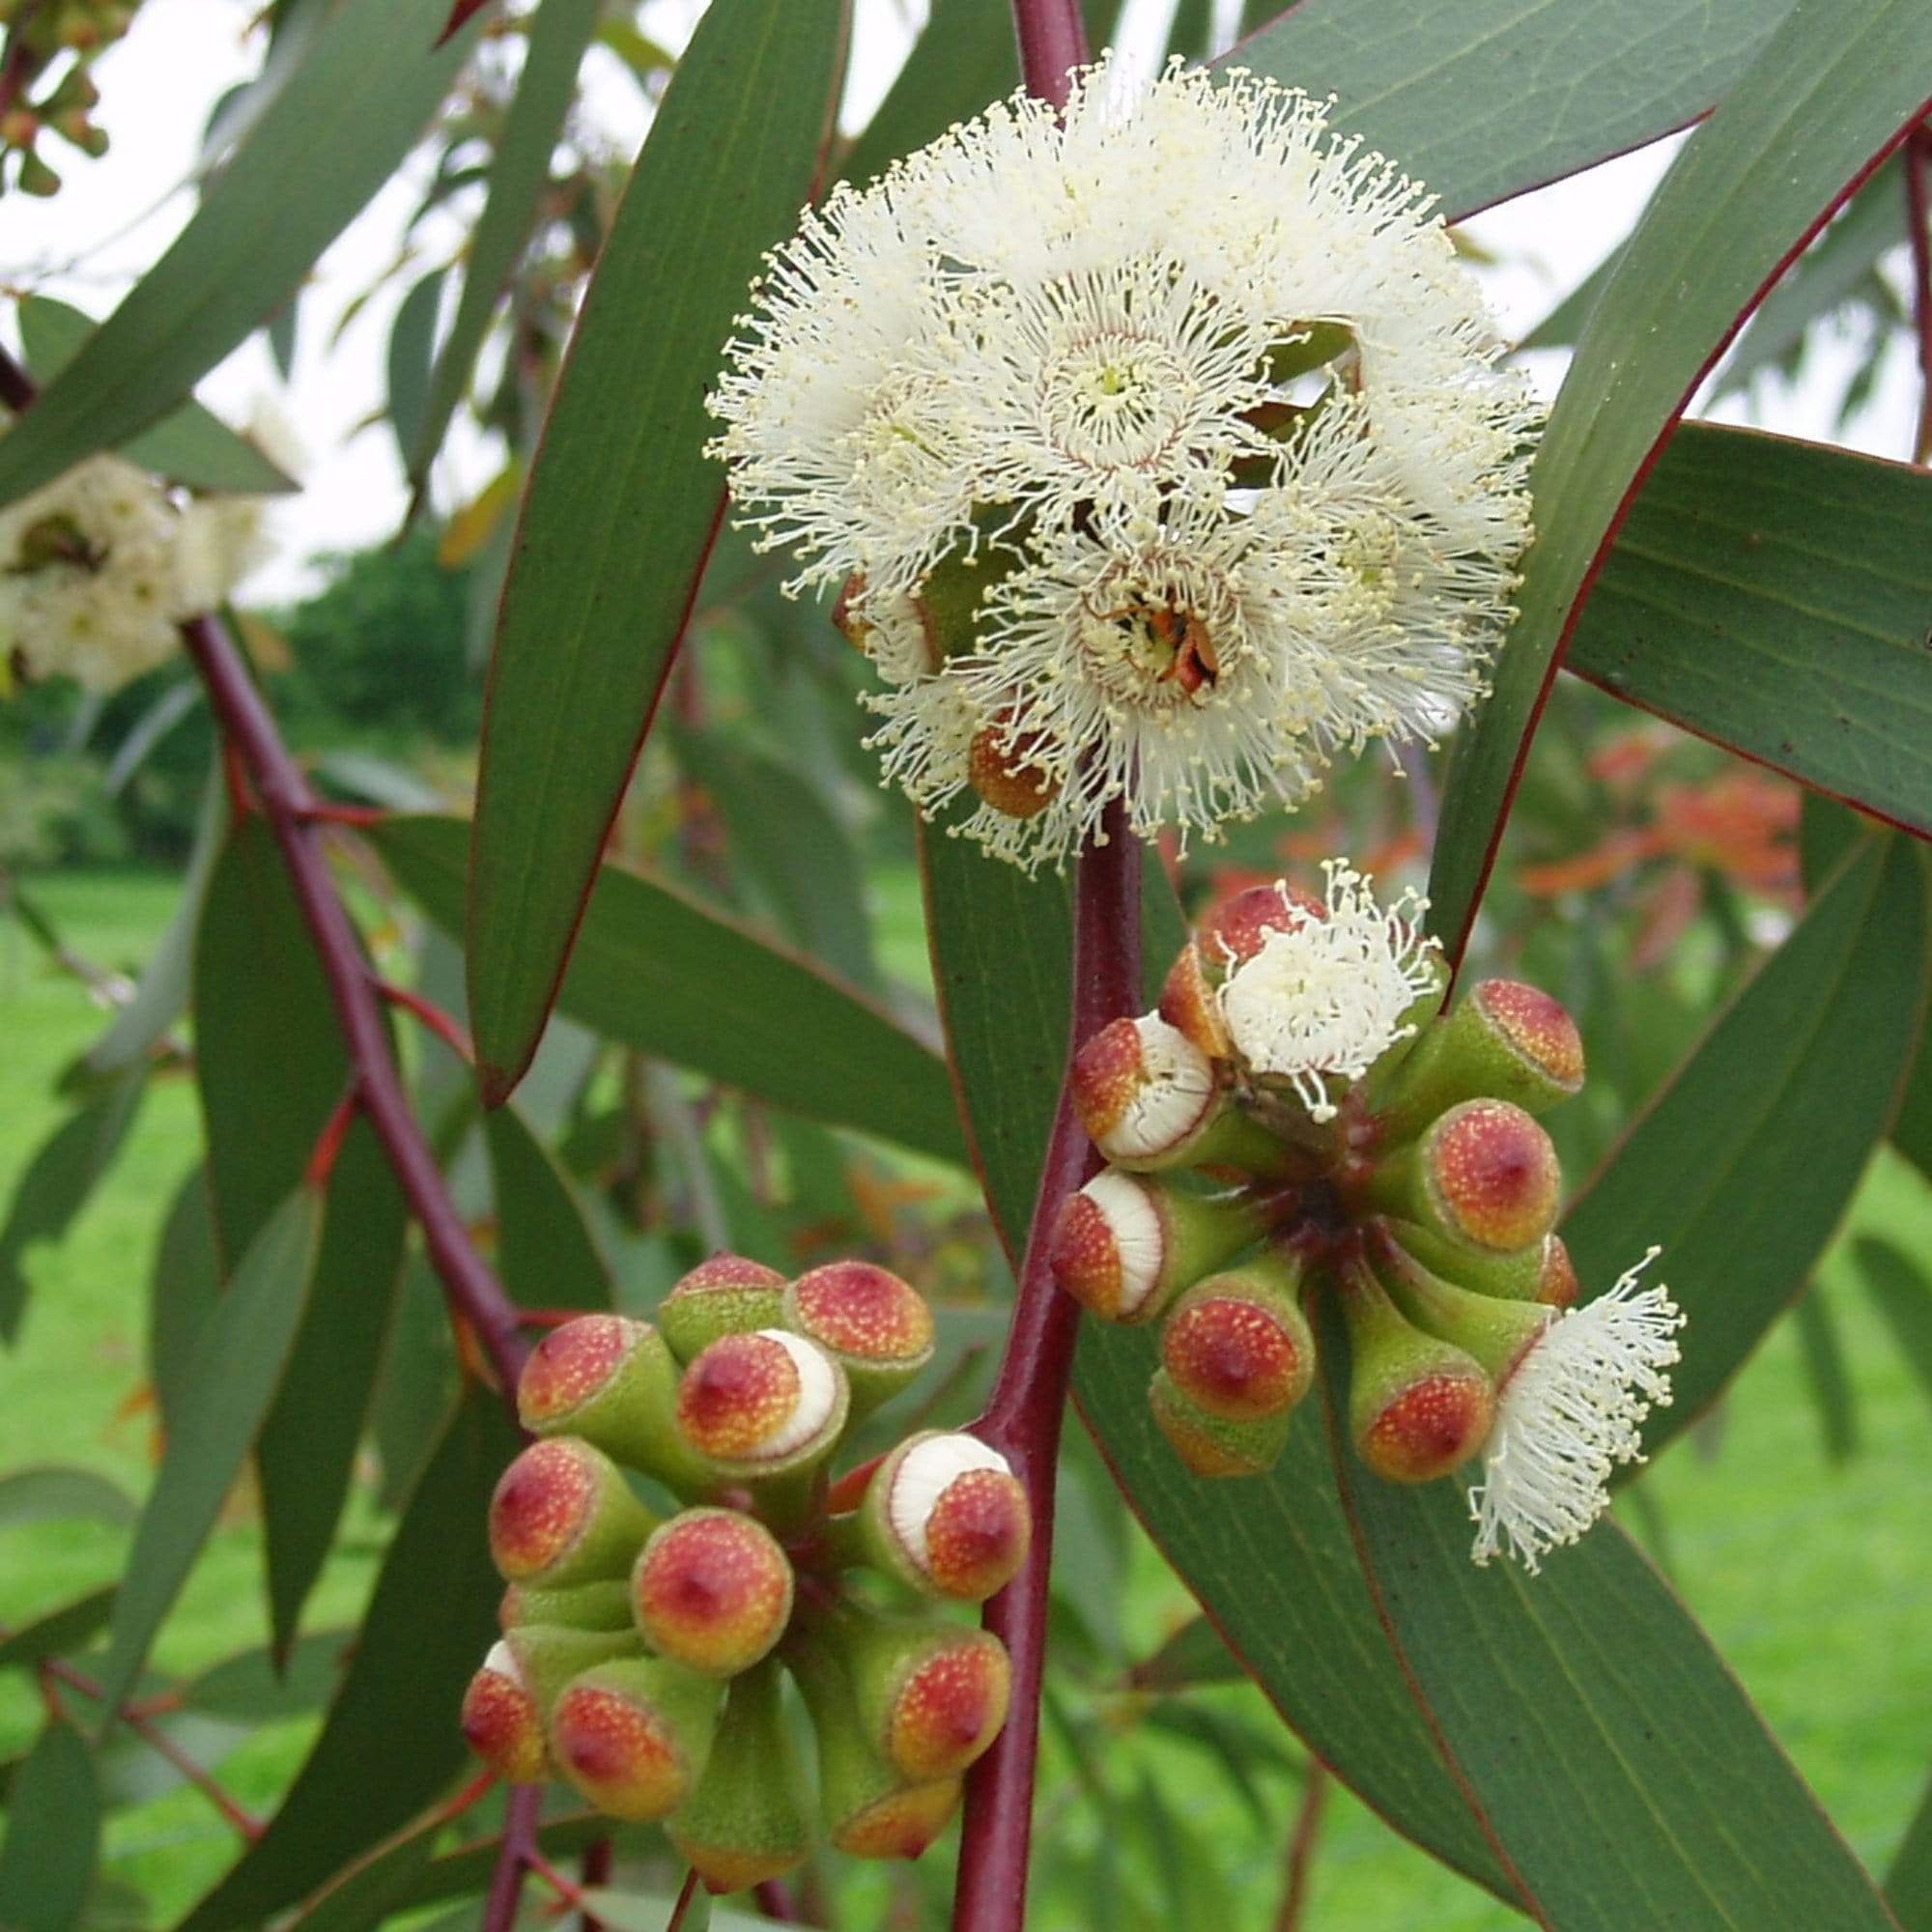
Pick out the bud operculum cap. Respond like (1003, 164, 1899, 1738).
(461, 1641, 547, 1784)
(488, 1437, 658, 1587)
(848, 1431, 1031, 1603)
(1159, 1251, 1315, 1424)
(550, 1657, 722, 1822)
(1368, 1098, 1560, 1255)
(1149, 1369, 1295, 1478)
(660, 1254, 789, 1361)
(1049, 1170, 1269, 1323)
(784, 1261, 935, 1414)
(631, 1506, 795, 1678)
(676, 1329, 850, 1478)
(1375, 978, 1584, 1133)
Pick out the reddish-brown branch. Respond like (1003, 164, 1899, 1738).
(1009, 0, 1088, 110)
(954, 800, 1141, 1932)
(481, 1784, 544, 1932)
(577, 1839, 612, 1932)
(1273, 1764, 1330, 1932)
(379, 979, 477, 1065)
(664, 1868, 702, 1932)
(304, 1085, 362, 1191)
(1905, 125, 1932, 465)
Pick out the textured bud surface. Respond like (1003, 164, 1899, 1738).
(831, 1777, 962, 1860)
(632, 1508, 794, 1677)
(1161, 1286, 1311, 1422)
(1424, 1100, 1561, 1252)
(661, 1254, 789, 1358)
(552, 1684, 688, 1819)
(886, 1435, 1030, 1600)
(1070, 1013, 1218, 1165)
(1475, 979, 1585, 1092)
(678, 1330, 840, 1463)
(517, 1314, 645, 1431)
(885, 1633, 1012, 1781)
(789, 1262, 935, 1369)
(1358, 1368, 1495, 1484)
(1048, 1170, 1162, 1319)
(460, 1642, 545, 1783)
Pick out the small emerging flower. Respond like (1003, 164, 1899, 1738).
(1215, 861, 1441, 1120)
(1467, 1250, 1686, 1572)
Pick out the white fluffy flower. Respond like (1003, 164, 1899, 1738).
(707, 55, 1536, 867)
(1215, 860, 1440, 1120)
(1467, 1250, 1686, 1572)
(0, 453, 267, 696)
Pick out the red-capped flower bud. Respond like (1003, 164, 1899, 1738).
(501, 1622, 642, 1715)
(460, 1641, 547, 1784)
(1049, 1170, 1273, 1323)
(659, 1254, 789, 1361)
(550, 1657, 722, 1822)
(1157, 936, 1234, 1059)
(675, 1329, 850, 1480)
(498, 1577, 634, 1634)
(784, 1261, 935, 1417)
(669, 1660, 812, 1893)
(1148, 1369, 1295, 1478)
(516, 1314, 714, 1498)
(833, 1431, 1030, 1603)
(1383, 1219, 1578, 1307)
(968, 718, 1060, 819)
(1336, 1252, 1494, 1484)
(1159, 1250, 1314, 1424)
(631, 1506, 795, 1678)
(1375, 979, 1585, 1136)
(1365, 1099, 1561, 1255)
(488, 1437, 658, 1588)
(785, 1630, 962, 1861)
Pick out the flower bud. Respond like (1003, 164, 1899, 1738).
(1375, 980, 1585, 1136)
(550, 1657, 723, 1822)
(1383, 1218, 1577, 1307)
(488, 1437, 658, 1588)
(1364, 1099, 1561, 1255)
(460, 1641, 548, 1784)
(785, 1631, 962, 1861)
(669, 1661, 812, 1892)
(834, 1431, 1030, 1603)
(660, 1254, 789, 1361)
(498, 1577, 634, 1634)
(1070, 1013, 1287, 1174)
(676, 1329, 851, 1480)
(1157, 936, 1234, 1059)
(1148, 1369, 1295, 1478)
(1363, 1223, 1548, 1383)
(1336, 1253, 1495, 1483)
(502, 1623, 643, 1716)
(968, 718, 1060, 818)
(516, 1314, 715, 1498)
(1159, 1250, 1314, 1423)
(631, 1506, 795, 1678)
(1049, 1170, 1273, 1323)
(783, 1261, 935, 1417)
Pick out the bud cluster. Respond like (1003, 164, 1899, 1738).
(0, 1, 141, 198)
(464, 1258, 1029, 1889)
(1051, 860, 1684, 1571)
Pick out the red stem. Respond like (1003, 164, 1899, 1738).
(954, 803, 1141, 1932)
(1273, 1764, 1330, 1932)
(1905, 125, 1932, 466)
(664, 1868, 702, 1932)
(379, 979, 477, 1065)
(481, 1784, 543, 1932)
(578, 1839, 612, 1932)
(1009, 0, 1088, 110)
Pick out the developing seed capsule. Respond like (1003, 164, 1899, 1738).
(1365, 1098, 1562, 1255)
(669, 1661, 813, 1892)
(1148, 1369, 1296, 1479)
(549, 1657, 723, 1822)
(783, 1260, 935, 1417)
(630, 1506, 795, 1678)
(487, 1437, 658, 1588)
(1158, 1249, 1315, 1424)
(834, 1431, 1031, 1603)
(460, 1642, 547, 1784)
(659, 1253, 789, 1361)
(1049, 1170, 1274, 1323)
(675, 1329, 850, 1480)
(1375, 978, 1585, 1137)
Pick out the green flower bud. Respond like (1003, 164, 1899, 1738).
(488, 1437, 658, 1588)
(1378, 1217, 1577, 1306)
(498, 1577, 635, 1634)
(1363, 1099, 1561, 1255)
(460, 1641, 548, 1784)
(502, 1623, 643, 1717)
(675, 1329, 851, 1482)
(783, 1261, 935, 1418)
(1158, 1248, 1315, 1423)
(1148, 1367, 1295, 1478)
(1374, 980, 1585, 1137)
(669, 1660, 812, 1893)
(1363, 1222, 1548, 1382)
(660, 1254, 789, 1361)
(550, 1657, 723, 1822)
(631, 1506, 795, 1679)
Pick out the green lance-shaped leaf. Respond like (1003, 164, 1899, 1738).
(95, 1188, 324, 1721)
(1856, 1236, 1932, 1425)
(0, 0, 483, 508)
(1572, 423, 1932, 835)
(409, 0, 603, 487)
(482, 1102, 612, 1310)
(1231, 0, 1786, 223)
(374, 814, 964, 1165)
(0, 1466, 135, 1530)
(1793, 1287, 1858, 1465)
(149, 1166, 222, 1436)
(466, 0, 847, 1104)
(180, 1386, 520, 1932)
(1429, 0, 1932, 957)
(0, 1589, 118, 1675)
(14, 296, 298, 496)
(1562, 832, 1932, 1460)
(1890, 1764, 1932, 1930)
(0, 1720, 99, 1932)
(385, 269, 446, 476)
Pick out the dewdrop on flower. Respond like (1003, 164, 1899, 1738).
(706, 55, 1537, 870)
(1467, 1250, 1686, 1572)
(1215, 861, 1441, 1121)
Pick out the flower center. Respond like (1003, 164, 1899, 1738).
(1039, 327, 1191, 473)
(1101, 597, 1220, 698)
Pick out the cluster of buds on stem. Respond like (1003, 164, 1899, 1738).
(463, 1257, 1028, 1891)
(1051, 861, 1685, 1571)
(0, 1, 142, 197)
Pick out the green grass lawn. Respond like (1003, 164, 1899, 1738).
(3, 867, 1931, 1928)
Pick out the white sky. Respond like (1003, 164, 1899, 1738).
(1, 0, 1919, 602)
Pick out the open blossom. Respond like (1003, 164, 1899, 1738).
(709, 55, 1535, 868)
(1467, 1251, 1686, 1571)
(0, 452, 267, 696)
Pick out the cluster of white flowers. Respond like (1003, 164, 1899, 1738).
(709, 55, 1535, 869)
(0, 452, 266, 696)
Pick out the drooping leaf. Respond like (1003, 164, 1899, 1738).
(482, 1103, 611, 1310)
(148, 1167, 222, 1436)
(0, 1589, 118, 1674)
(180, 1386, 520, 1932)
(0, 1466, 136, 1530)
(95, 1189, 324, 1720)
(385, 270, 446, 475)
(1127, 1615, 1250, 1690)
(367, 1257, 458, 1511)
(410, 0, 603, 485)
(1571, 423, 1932, 834)
(0, 1720, 99, 1932)
(181, 1631, 355, 1722)
(1429, 0, 1932, 956)
(15, 296, 299, 495)
(1793, 1288, 1859, 1465)
(0, 0, 484, 509)
(467, 0, 847, 1102)
(1231, 0, 1786, 222)
(1856, 1236, 1932, 1422)
(375, 814, 965, 1164)
(1562, 833, 1931, 1458)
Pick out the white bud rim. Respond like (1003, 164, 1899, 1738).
(1082, 1168, 1167, 1318)
(1097, 1014, 1218, 1161)
(888, 1434, 1013, 1575)
(483, 1640, 526, 1689)
(747, 1329, 842, 1459)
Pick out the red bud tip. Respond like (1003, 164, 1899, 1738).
(1540, 1236, 1580, 1309)
(489, 1439, 596, 1580)
(632, 1509, 794, 1677)
(1161, 1293, 1310, 1423)
(888, 1435, 1031, 1601)
(968, 722, 1060, 818)
(460, 1644, 545, 1783)
(888, 1635, 1011, 1780)
(1070, 1013, 1217, 1163)
(790, 1261, 934, 1368)
(517, 1314, 641, 1430)
(1048, 1171, 1160, 1320)
(668, 1253, 789, 1300)
(1474, 980, 1584, 1092)
(833, 1778, 962, 1860)
(550, 1682, 691, 1821)
(1425, 1100, 1561, 1253)
(1197, 881, 1325, 976)
(1157, 940, 1233, 1058)
(1358, 1368, 1495, 1484)
(677, 1330, 835, 1462)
